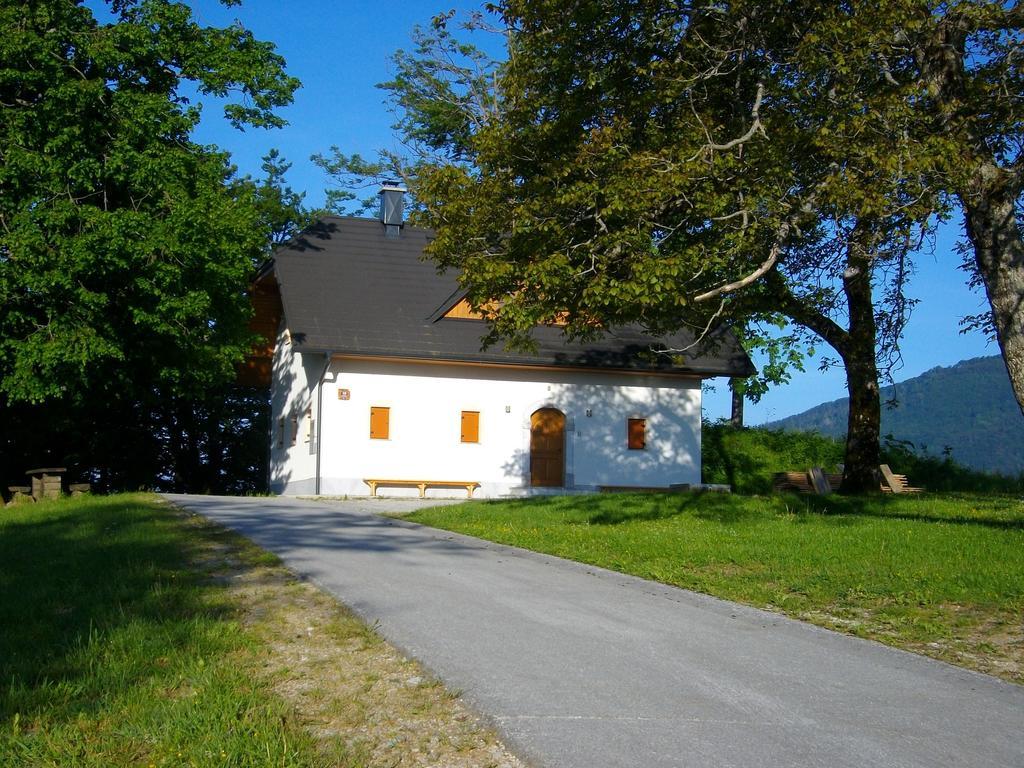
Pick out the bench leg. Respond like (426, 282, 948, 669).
(417, 483, 427, 498)
(465, 484, 475, 499)
(368, 481, 378, 497)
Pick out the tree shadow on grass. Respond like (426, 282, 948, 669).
(587, 493, 759, 525)
(0, 495, 240, 721)
(784, 493, 1024, 532)
(584, 491, 1024, 532)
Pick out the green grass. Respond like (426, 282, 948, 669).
(0, 494, 327, 768)
(406, 492, 1024, 681)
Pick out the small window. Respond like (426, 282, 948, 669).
(290, 414, 298, 446)
(461, 410, 480, 443)
(627, 418, 646, 450)
(277, 417, 285, 448)
(370, 406, 390, 440)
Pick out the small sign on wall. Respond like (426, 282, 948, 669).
(337, 388, 351, 401)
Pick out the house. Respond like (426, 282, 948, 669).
(243, 186, 754, 498)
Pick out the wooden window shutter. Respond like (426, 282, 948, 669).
(461, 411, 480, 443)
(627, 418, 646, 450)
(277, 417, 285, 448)
(370, 406, 390, 440)
(290, 414, 298, 446)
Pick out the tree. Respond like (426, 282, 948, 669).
(0, 0, 298, 490)
(381, 4, 933, 491)
(899, 3, 1024, 416)
(251, 149, 313, 245)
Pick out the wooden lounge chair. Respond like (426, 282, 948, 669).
(879, 464, 924, 494)
(771, 469, 842, 495)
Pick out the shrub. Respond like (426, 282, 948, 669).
(702, 421, 1024, 494)
(701, 422, 843, 494)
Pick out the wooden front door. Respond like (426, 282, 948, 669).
(530, 408, 565, 487)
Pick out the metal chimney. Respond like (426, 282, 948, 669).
(379, 182, 405, 238)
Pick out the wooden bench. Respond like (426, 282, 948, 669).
(69, 483, 92, 497)
(363, 479, 480, 499)
(879, 464, 924, 494)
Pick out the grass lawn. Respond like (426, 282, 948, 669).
(405, 492, 1024, 683)
(0, 494, 520, 768)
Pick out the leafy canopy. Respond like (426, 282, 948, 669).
(0, 0, 299, 403)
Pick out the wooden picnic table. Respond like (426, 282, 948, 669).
(25, 467, 66, 500)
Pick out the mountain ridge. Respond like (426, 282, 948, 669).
(765, 355, 1024, 476)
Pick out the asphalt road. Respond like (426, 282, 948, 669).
(164, 494, 1024, 768)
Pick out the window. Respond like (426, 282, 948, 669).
(277, 417, 285, 448)
(627, 418, 646, 450)
(461, 410, 480, 443)
(370, 406, 390, 439)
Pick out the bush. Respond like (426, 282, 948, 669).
(701, 422, 843, 494)
(880, 439, 1024, 494)
(702, 422, 1024, 494)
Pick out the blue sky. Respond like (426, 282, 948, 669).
(123, 0, 998, 423)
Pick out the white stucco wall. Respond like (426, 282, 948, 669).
(268, 330, 326, 495)
(272, 355, 703, 498)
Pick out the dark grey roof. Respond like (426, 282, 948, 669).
(268, 216, 755, 378)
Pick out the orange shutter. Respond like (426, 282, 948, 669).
(627, 418, 646, 450)
(370, 406, 390, 439)
(461, 411, 480, 443)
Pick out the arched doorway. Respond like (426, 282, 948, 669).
(530, 408, 565, 487)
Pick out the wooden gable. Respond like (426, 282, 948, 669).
(441, 297, 569, 326)
(442, 297, 492, 321)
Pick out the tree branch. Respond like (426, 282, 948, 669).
(687, 82, 766, 161)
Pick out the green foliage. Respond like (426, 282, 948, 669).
(702, 422, 844, 494)
(0, 0, 298, 403)
(250, 149, 313, 245)
(880, 439, 1024, 494)
(312, 149, 399, 216)
(702, 420, 1024, 495)
(381, 11, 500, 162)
(313, 12, 505, 218)
(406, 2, 939, 347)
(0, 494, 324, 766)
(730, 315, 807, 405)
(407, 491, 1024, 682)
(1, 383, 271, 495)
(0, 1, 300, 490)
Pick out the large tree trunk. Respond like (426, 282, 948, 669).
(838, 239, 882, 494)
(960, 164, 1024, 417)
(920, 13, 1024, 417)
(761, 261, 882, 494)
(839, 347, 882, 494)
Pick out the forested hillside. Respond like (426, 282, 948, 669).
(767, 356, 1024, 476)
